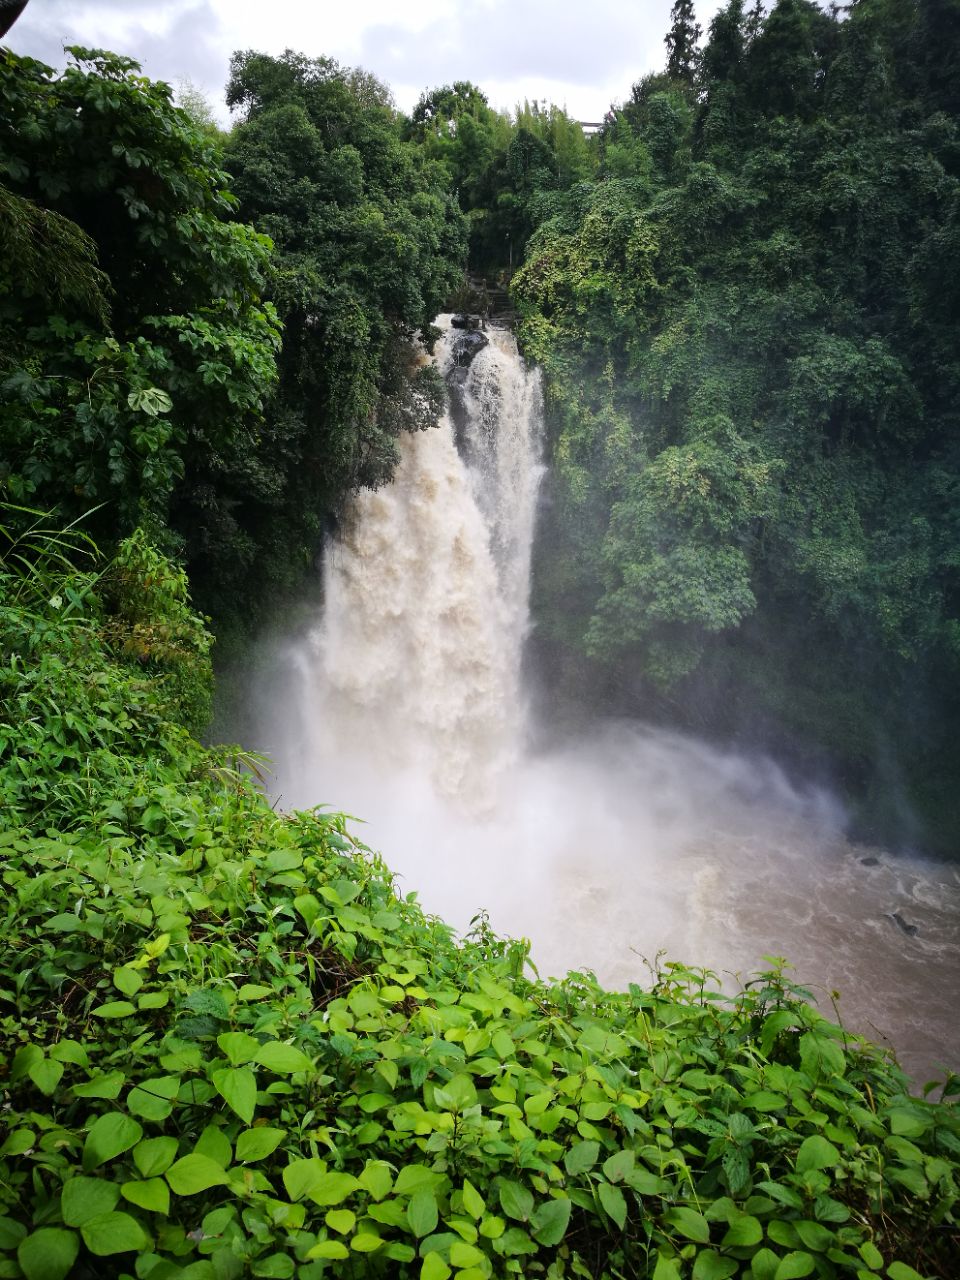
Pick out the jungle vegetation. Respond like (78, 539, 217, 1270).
(2, 4, 960, 1275)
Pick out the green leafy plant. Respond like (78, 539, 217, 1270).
(0, 534, 957, 1279)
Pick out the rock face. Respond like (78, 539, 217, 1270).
(447, 328, 488, 448)
(451, 313, 484, 331)
(451, 329, 488, 368)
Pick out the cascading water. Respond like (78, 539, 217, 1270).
(246, 315, 960, 1085)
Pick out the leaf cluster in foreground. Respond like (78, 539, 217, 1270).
(0, 532, 957, 1279)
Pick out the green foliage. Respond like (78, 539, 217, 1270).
(515, 0, 960, 853)
(207, 49, 466, 631)
(1, 508, 958, 1280)
(405, 85, 596, 275)
(0, 47, 281, 542)
(100, 528, 214, 735)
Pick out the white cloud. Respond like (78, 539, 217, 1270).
(6, 0, 726, 121)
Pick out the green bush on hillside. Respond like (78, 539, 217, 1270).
(0, 535, 958, 1279)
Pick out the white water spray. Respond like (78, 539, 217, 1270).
(247, 317, 960, 1085)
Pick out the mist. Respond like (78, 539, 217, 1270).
(226, 318, 960, 1086)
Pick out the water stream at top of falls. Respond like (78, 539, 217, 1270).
(243, 316, 960, 1085)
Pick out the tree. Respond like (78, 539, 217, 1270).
(211, 50, 466, 627)
(514, 0, 960, 853)
(665, 0, 703, 83)
(0, 48, 279, 544)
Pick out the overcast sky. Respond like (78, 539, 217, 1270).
(6, 0, 726, 122)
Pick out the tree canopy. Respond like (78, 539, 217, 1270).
(514, 0, 960, 853)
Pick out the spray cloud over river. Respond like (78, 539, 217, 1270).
(242, 317, 960, 1085)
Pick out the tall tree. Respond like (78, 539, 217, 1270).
(0, 48, 279, 542)
(665, 0, 703, 83)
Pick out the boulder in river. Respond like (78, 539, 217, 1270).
(888, 912, 920, 937)
(450, 329, 488, 369)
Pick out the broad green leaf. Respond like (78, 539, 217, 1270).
(530, 1196, 571, 1246)
(359, 1160, 393, 1200)
(127, 1075, 180, 1121)
(18, 1229, 79, 1280)
(799, 1032, 845, 1081)
(211, 1066, 257, 1123)
(308, 1171, 360, 1206)
(598, 1181, 627, 1229)
(887, 1109, 931, 1139)
(421, 1255, 451, 1280)
(307, 1241, 350, 1260)
(449, 1241, 485, 1268)
(722, 1214, 763, 1247)
(28, 1058, 64, 1096)
(693, 1253, 738, 1280)
(239, 984, 274, 1002)
(358, 1091, 392, 1112)
(83, 1113, 143, 1171)
(887, 1266, 925, 1280)
(49, 1040, 88, 1067)
(1, 1130, 36, 1157)
(121, 1179, 170, 1215)
(491, 1030, 514, 1059)
(603, 1149, 635, 1183)
(93, 1001, 137, 1019)
(795, 1219, 834, 1252)
(350, 1232, 383, 1252)
(11, 1045, 42, 1081)
(774, 1253, 815, 1280)
(80, 1212, 149, 1256)
(325, 1210, 356, 1235)
(251, 1254, 294, 1278)
(293, 893, 321, 928)
(652, 1256, 682, 1280)
(134, 1137, 178, 1178)
(795, 1134, 840, 1173)
(72, 1072, 125, 1100)
(408, 1187, 439, 1237)
(664, 1206, 710, 1243)
(395, 1164, 443, 1196)
(283, 1157, 327, 1201)
(255, 1041, 312, 1074)
(61, 1177, 121, 1226)
(723, 1147, 750, 1195)
(564, 1140, 600, 1175)
(747, 1091, 787, 1112)
(165, 1154, 230, 1195)
(499, 1179, 533, 1222)
(462, 1179, 485, 1220)
(217, 1032, 260, 1066)
(749, 1248, 781, 1280)
(195, 1124, 232, 1168)
(384, 1242, 417, 1262)
(236, 1127, 286, 1163)
(113, 967, 143, 996)
(858, 1241, 884, 1270)
(0, 1216, 26, 1249)
(434, 1073, 477, 1111)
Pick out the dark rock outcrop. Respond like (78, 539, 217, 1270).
(888, 912, 920, 937)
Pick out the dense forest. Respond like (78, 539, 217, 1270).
(510, 0, 960, 857)
(2, 0, 960, 1275)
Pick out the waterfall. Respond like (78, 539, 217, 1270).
(280, 316, 543, 811)
(245, 315, 960, 1087)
